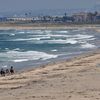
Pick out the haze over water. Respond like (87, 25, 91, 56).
(0, 29, 99, 70)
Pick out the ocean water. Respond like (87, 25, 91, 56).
(0, 28, 99, 70)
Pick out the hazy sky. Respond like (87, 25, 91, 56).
(0, 0, 99, 12)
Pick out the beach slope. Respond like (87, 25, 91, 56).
(0, 51, 100, 100)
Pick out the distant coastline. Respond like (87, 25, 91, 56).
(0, 23, 100, 30)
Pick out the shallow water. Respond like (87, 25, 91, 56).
(0, 29, 99, 70)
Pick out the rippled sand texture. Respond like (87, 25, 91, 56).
(0, 50, 100, 100)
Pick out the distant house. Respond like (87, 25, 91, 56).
(94, 14, 100, 23)
(33, 16, 43, 22)
(62, 16, 74, 22)
(72, 12, 88, 23)
(7, 17, 33, 23)
(54, 16, 63, 23)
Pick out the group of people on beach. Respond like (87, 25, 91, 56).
(0, 66, 14, 76)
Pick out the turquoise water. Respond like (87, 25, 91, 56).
(0, 29, 99, 70)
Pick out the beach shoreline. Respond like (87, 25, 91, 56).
(0, 24, 100, 99)
(0, 49, 100, 100)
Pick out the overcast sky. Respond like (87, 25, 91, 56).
(0, 0, 99, 12)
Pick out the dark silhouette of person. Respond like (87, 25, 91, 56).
(0, 68, 5, 76)
(10, 66, 14, 74)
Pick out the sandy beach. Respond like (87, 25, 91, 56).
(0, 24, 100, 100)
(0, 50, 100, 100)
(0, 23, 99, 30)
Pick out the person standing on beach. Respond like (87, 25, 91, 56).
(0, 68, 5, 76)
(10, 66, 14, 74)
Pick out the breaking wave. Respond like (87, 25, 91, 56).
(0, 50, 58, 62)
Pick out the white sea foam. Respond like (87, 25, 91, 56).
(70, 34, 95, 44)
(13, 48, 21, 51)
(51, 49, 58, 52)
(56, 30, 68, 33)
(11, 32, 95, 46)
(38, 36, 51, 40)
(10, 33, 15, 36)
(75, 34, 94, 39)
(28, 38, 78, 44)
(28, 34, 94, 41)
(12, 38, 29, 41)
(12, 36, 51, 41)
(86, 38, 96, 41)
(81, 43, 96, 48)
(28, 34, 70, 38)
(14, 59, 29, 62)
(5, 48, 9, 50)
(65, 39, 78, 44)
(12, 38, 40, 41)
(42, 39, 78, 44)
(0, 50, 58, 62)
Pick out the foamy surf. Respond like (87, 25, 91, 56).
(10, 33, 15, 36)
(34, 39, 78, 44)
(55, 30, 68, 33)
(14, 59, 29, 62)
(0, 29, 99, 69)
(51, 49, 58, 52)
(81, 43, 96, 48)
(0, 50, 58, 63)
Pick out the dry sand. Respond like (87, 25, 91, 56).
(0, 23, 99, 30)
(0, 50, 100, 100)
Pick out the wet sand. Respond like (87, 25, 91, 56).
(0, 50, 100, 100)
